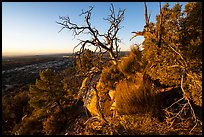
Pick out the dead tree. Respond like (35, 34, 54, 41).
(57, 4, 125, 124)
(57, 4, 125, 65)
(157, 2, 163, 48)
(130, 2, 162, 42)
(130, 2, 150, 41)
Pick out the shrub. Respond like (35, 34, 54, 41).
(42, 114, 64, 135)
(115, 73, 157, 115)
(118, 45, 144, 77)
(29, 69, 67, 111)
(2, 90, 31, 135)
(62, 67, 82, 96)
(76, 49, 98, 74)
(185, 71, 202, 107)
(12, 112, 45, 135)
(119, 114, 169, 135)
(98, 65, 124, 91)
(96, 65, 124, 117)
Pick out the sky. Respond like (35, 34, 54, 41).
(2, 2, 188, 56)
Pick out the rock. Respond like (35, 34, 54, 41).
(109, 90, 115, 100)
(86, 92, 99, 116)
(79, 74, 100, 117)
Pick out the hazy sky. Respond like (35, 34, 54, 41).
(2, 2, 187, 56)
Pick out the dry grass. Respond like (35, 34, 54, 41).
(119, 114, 170, 135)
(118, 46, 143, 77)
(118, 113, 202, 135)
(114, 72, 157, 115)
(63, 112, 202, 135)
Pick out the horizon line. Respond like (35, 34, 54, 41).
(2, 50, 131, 57)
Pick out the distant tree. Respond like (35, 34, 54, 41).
(11, 69, 73, 135)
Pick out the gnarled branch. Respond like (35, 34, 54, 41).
(130, 2, 151, 41)
(57, 4, 125, 65)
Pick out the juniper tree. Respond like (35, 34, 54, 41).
(76, 49, 96, 75)
(29, 69, 68, 114)
(133, 2, 202, 133)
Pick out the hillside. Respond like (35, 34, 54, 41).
(2, 2, 202, 135)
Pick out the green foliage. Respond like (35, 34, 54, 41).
(76, 49, 96, 74)
(11, 69, 69, 135)
(142, 2, 202, 108)
(98, 65, 124, 91)
(142, 2, 185, 86)
(184, 71, 202, 107)
(9, 62, 86, 135)
(62, 67, 82, 96)
(3, 2, 202, 135)
(29, 69, 67, 110)
(12, 110, 46, 135)
(180, 2, 202, 72)
(2, 91, 31, 135)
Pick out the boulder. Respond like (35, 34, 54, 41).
(86, 91, 99, 116)
(79, 75, 100, 116)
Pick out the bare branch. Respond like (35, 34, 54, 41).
(144, 2, 149, 27)
(56, 18, 89, 37)
(57, 6, 126, 120)
(79, 6, 94, 16)
(158, 2, 163, 48)
(167, 43, 187, 67)
(130, 2, 152, 41)
(165, 97, 185, 110)
(130, 31, 145, 41)
(164, 74, 201, 133)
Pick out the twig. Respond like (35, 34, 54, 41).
(166, 65, 184, 69)
(165, 97, 185, 110)
(164, 74, 201, 133)
(180, 75, 199, 133)
(167, 43, 188, 67)
(57, 4, 125, 65)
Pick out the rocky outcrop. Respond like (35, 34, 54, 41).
(79, 74, 117, 119)
(78, 74, 100, 116)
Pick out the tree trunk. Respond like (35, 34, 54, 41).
(94, 87, 108, 123)
(108, 51, 117, 65)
